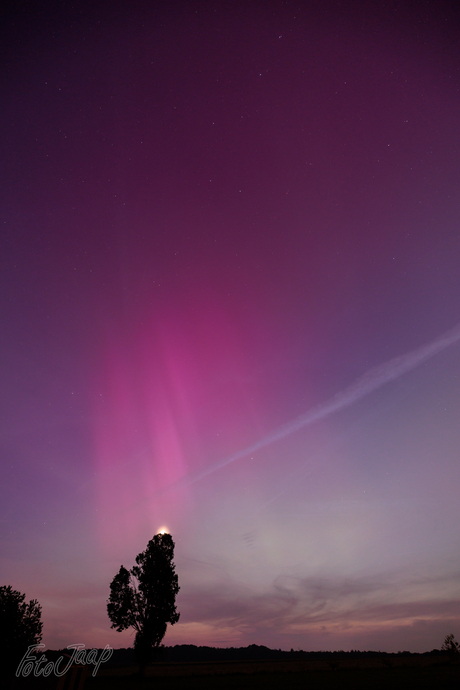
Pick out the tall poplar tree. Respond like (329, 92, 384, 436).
(107, 533, 180, 675)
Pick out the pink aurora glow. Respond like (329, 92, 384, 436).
(92, 297, 264, 552)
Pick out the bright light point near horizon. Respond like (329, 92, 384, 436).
(1, 1, 460, 655)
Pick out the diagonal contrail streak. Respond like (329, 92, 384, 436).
(170, 323, 460, 490)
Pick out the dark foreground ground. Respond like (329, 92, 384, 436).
(86, 661, 460, 690)
(9, 649, 460, 690)
(10, 655, 460, 690)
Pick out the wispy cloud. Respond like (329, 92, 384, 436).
(178, 569, 460, 639)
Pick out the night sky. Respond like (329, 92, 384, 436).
(1, 1, 460, 653)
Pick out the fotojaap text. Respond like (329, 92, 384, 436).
(16, 644, 113, 678)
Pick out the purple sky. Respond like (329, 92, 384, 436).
(1, 1, 460, 653)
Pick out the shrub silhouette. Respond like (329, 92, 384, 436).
(441, 634, 460, 655)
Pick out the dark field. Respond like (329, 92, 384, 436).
(86, 658, 460, 690)
(9, 656, 460, 690)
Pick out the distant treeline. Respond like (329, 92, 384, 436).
(45, 644, 447, 667)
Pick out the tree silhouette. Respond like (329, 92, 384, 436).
(441, 633, 460, 654)
(0, 585, 43, 677)
(107, 533, 180, 675)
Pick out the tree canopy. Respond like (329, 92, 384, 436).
(441, 634, 460, 654)
(107, 533, 180, 674)
(0, 585, 43, 676)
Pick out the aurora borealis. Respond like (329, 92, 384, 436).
(1, 1, 460, 652)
